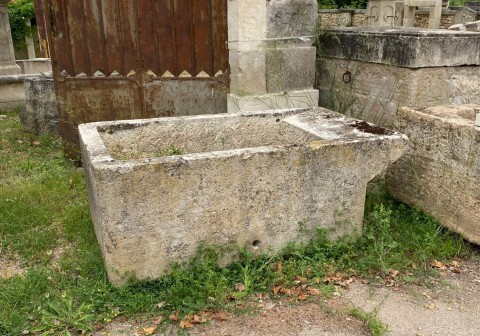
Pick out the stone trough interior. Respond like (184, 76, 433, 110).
(98, 113, 319, 160)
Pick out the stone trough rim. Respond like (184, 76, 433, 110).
(78, 107, 408, 167)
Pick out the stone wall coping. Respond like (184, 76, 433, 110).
(323, 26, 480, 37)
(320, 27, 480, 68)
(318, 9, 366, 14)
(0, 74, 38, 85)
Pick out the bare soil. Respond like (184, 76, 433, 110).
(94, 254, 480, 336)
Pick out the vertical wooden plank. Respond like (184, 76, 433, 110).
(192, 0, 214, 76)
(64, 0, 90, 75)
(174, 0, 194, 75)
(83, 0, 106, 74)
(46, 0, 74, 75)
(118, 0, 140, 72)
(137, 0, 157, 72)
(155, 0, 177, 75)
(101, 0, 123, 75)
(212, 0, 228, 74)
(34, 0, 49, 57)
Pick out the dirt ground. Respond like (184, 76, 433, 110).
(95, 253, 480, 336)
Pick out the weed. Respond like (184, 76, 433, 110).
(0, 110, 473, 335)
(155, 144, 183, 157)
(348, 307, 388, 336)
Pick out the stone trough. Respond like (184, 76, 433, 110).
(79, 107, 407, 285)
(387, 105, 480, 245)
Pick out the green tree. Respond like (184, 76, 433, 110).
(8, 0, 36, 42)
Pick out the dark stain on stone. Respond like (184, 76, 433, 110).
(349, 121, 393, 135)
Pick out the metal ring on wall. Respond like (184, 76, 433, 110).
(342, 71, 352, 83)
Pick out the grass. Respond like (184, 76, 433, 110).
(348, 307, 388, 336)
(0, 110, 473, 335)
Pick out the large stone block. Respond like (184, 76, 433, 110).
(386, 105, 480, 245)
(320, 27, 480, 68)
(317, 58, 480, 125)
(79, 108, 407, 285)
(266, 45, 316, 93)
(19, 76, 59, 135)
(266, 0, 318, 38)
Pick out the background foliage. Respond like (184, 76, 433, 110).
(7, 0, 36, 42)
(318, 0, 368, 9)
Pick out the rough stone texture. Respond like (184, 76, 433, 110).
(19, 76, 59, 135)
(448, 23, 467, 30)
(453, 6, 477, 25)
(386, 105, 480, 245)
(265, 46, 316, 93)
(0, 74, 30, 110)
(228, 90, 319, 113)
(16, 58, 52, 75)
(227, 0, 318, 112)
(465, 20, 480, 31)
(316, 58, 480, 125)
(366, 0, 401, 27)
(317, 9, 455, 29)
(319, 27, 480, 68)
(79, 108, 407, 285)
(266, 0, 318, 38)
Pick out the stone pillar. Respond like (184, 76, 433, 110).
(25, 20, 36, 59)
(0, 0, 21, 75)
(227, 0, 319, 113)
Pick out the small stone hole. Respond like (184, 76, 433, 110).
(252, 240, 261, 249)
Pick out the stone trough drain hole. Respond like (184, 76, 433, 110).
(252, 240, 261, 249)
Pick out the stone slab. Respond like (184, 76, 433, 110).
(316, 58, 480, 125)
(227, 89, 319, 113)
(386, 105, 480, 245)
(79, 108, 407, 285)
(319, 27, 480, 68)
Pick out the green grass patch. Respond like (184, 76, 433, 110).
(0, 110, 473, 335)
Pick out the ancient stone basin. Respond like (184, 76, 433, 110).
(387, 105, 480, 245)
(79, 107, 407, 285)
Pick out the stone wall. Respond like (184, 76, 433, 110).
(316, 27, 480, 125)
(318, 8, 457, 28)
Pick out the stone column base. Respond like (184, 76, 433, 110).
(227, 89, 319, 113)
(0, 62, 21, 76)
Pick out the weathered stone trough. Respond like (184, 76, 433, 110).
(79, 107, 407, 285)
(387, 105, 480, 245)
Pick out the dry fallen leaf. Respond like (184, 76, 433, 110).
(235, 283, 245, 292)
(141, 326, 157, 335)
(156, 301, 165, 309)
(389, 269, 400, 278)
(307, 287, 320, 295)
(153, 315, 163, 325)
(214, 312, 230, 321)
(431, 260, 447, 270)
(168, 312, 179, 321)
(276, 261, 283, 273)
(294, 275, 307, 284)
(32, 141, 41, 146)
(297, 293, 309, 301)
(273, 285, 281, 295)
(451, 267, 462, 274)
(179, 320, 193, 329)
